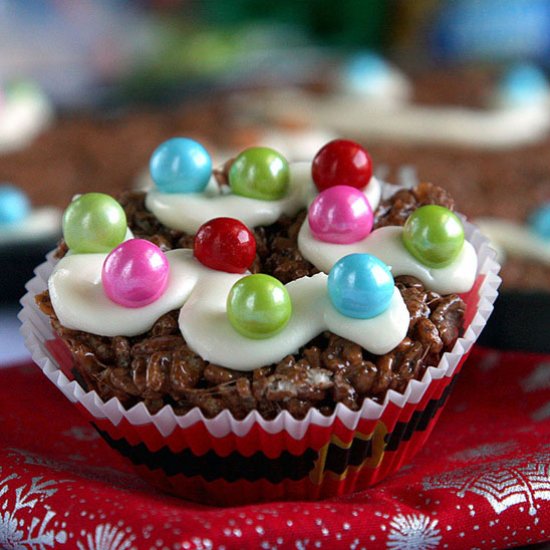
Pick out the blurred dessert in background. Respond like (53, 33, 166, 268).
(0, 81, 53, 154)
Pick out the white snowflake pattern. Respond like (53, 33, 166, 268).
(0, 469, 67, 549)
(521, 362, 550, 393)
(62, 426, 100, 442)
(386, 514, 441, 550)
(75, 523, 136, 550)
(451, 442, 516, 462)
(532, 401, 550, 422)
(7, 449, 146, 491)
(423, 450, 550, 516)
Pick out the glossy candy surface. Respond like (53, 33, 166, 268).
(62, 193, 126, 253)
(229, 147, 289, 200)
(312, 139, 372, 192)
(328, 253, 394, 319)
(0, 184, 30, 225)
(102, 239, 169, 308)
(194, 217, 256, 273)
(227, 274, 292, 339)
(402, 205, 464, 268)
(498, 63, 549, 107)
(150, 137, 212, 194)
(529, 203, 550, 240)
(308, 185, 373, 244)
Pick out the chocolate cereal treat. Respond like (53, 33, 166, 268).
(28, 138, 498, 504)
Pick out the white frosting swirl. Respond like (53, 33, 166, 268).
(49, 249, 198, 337)
(145, 162, 382, 234)
(298, 223, 477, 295)
(48, 248, 408, 369)
(180, 273, 408, 371)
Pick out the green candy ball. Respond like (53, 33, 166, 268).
(227, 274, 292, 339)
(62, 193, 127, 253)
(229, 147, 290, 201)
(402, 205, 465, 268)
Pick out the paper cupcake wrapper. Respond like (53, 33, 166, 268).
(20, 220, 500, 505)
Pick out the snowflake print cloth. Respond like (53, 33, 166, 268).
(0, 346, 548, 550)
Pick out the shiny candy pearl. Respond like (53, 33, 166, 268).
(529, 203, 550, 240)
(341, 51, 390, 95)
(102, 239, 170, 308)
(402, 205, 464, 268)
(194, 217, 256, 273)
(308, 185, 373, 244)
(229, 147, 289, 200)
(150, 137, 212, 194)
(498, 63, 549, 107)
(312, 139, 372, 192)
(328, 253, 394, 319)
(62, 193, 127, 254)
(227, 274, 292, 339)
(0, 184, 30, 225)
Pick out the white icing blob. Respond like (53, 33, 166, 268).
(475, 217, 550, 265)
(49, 249, 199, 337)
(145, 161, 381, 234)
(179, 273, 408, 371)
(49, 247, 408, 369)
(0, 89, 53, 153)
(298, 223, 477, 295)
(0, 207, 60, 245)
(239, 89, 550, 149)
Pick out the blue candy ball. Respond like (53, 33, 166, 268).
(498, 64, 549, 107)
(328, 253, 394, 319)
(529, 203, 550, 240)
(149, 137, 212, 194)
(341, 52, 389, 95)
(0, 184, 30, 225)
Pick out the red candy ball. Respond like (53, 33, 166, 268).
(194, 217, 256, 273)
(312, 139, 373, 192)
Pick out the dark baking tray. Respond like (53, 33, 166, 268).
(0, 238, 59, 305)
(477, 292, 550, 353)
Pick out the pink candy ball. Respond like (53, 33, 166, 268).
(102, 239, 170, 308)
(308, 185, 373, 244)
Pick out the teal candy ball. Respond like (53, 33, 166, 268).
(0, 184, 30, 225)
(150, 137, 212, 194)
(328, 253, 394, 319)
(529, 203, 550, 240)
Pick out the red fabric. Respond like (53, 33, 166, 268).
(0, 347, 548, 549)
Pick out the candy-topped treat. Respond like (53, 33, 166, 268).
(38, 136, 482, 407)
(29, 137, 499, 505)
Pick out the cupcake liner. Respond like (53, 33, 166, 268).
(20, 220, 501, 505)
